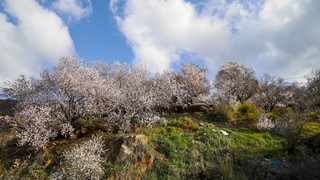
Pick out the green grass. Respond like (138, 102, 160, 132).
(301, 121, 320, 138)
(140, 113, 287, 179)
(0, 112, 303, 179)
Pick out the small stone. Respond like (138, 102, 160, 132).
(219, 130, 229, 136)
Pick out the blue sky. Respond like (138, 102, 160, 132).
(1, 0, 320, 84)
(68, 0, 133, 63)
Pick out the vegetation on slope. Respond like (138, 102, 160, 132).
(1, 57, 320, 179)
(1, 111, 319, 179)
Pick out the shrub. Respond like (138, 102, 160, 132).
(206, 105, 231, 123)
(51, 135, 105, 180)
(270, 112, 306, 154)
(176, 117, 199, 131)
(237, 102, 255, 115)
(301, 122, 320, 138)
(257, 114, 275, 130)
(272, 113, 304, 136)
(232, 102, 259, 126)
(268, 107, 290, 120)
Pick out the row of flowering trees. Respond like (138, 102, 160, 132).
(2, 57, 319, 149)
(214, 62, 300, 112)
(2, 57, 210, 149)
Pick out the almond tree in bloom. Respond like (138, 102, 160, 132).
(152, 70, 187, 112)
(254, 74, 293, 112)
(307, 68, 320, 110)
(77, 64, 120, 119)
(180, 63, 211, 105)
(15, 106, 73, 149)
(215, 61, 258, 104)
(286, 83, 307, 112)
(107, 62, 155, 132)
(35, 58, 119, 123)
(152, 63, 211, 113)
(1, 57, 215, 146)
(2, 57, 94, 148)
(50, 57, 91, 122)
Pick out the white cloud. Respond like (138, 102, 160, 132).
(112, 0, 230, 73)
(0, 0, 75, 85)
(52, 0, 92, 22)
(111, 0, 320, 81)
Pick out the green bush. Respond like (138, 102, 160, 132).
(205, 105, 231, 123)
(301, 122, 320, 138)
(175, 117, 199, 131)
(268, 107, 291, 120)
(232, 102, 259, 126)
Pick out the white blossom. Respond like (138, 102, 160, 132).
(306, 69, 320, 110)
(2, 57, 214, 136)
(60, 123, 74, 137)
(253, 74, 294, 112)
(16, 106, 58, 149)
(257, 114, 275, 130)
(51, 135, 105, 180)
(152, 63, 211, 112)
(215, 62, 258, 104)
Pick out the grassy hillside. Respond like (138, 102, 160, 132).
(1, 111, 319, 179)
(140, 113, 287, 179)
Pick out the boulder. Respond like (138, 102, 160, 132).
(107, 134, 154, 179)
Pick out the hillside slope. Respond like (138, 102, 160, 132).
(2, 112, 318, 179)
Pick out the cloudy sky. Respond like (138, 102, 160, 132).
(1, 0, 319, 85)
